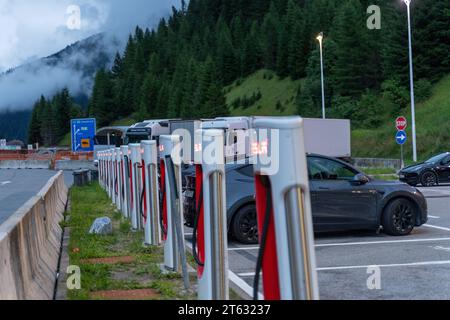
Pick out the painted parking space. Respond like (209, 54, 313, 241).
(182, 188, 450, 300)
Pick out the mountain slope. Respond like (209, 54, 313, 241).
(352, 75, 450, 160)
(226, 70, 301, 116)
(0, 33, 119, 142)
(228, 69, 450, 161)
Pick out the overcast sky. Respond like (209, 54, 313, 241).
(0, 0, 180, 72)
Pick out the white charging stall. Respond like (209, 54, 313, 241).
(193, 129, 229, 300)
(121, 145, 130, 219)
(159, 135, 186, 272)
(129, 143, 143, 231)
(141, 140, 162, 246)
(251, 117, 319, 301)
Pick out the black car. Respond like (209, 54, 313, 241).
(399, 152, 450, 187)
(184, 154, 428, 244)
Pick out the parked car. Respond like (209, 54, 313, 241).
(184, 154, 428, 244)
(399, 152, 450, 187)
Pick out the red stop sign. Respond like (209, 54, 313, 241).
(396, 116, 407, 131)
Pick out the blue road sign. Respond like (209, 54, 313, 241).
(396, 130, 407, 145)
(71, 118, 96, 152)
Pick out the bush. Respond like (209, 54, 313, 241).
(381, 79, 409, 112)
(415, 79, 432, 102)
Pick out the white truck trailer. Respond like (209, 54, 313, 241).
(302, 118, 351, 159)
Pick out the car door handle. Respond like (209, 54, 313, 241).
(318, 187, 331, 190)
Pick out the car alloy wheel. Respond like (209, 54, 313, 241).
(239, 212, 258, 243)
(392, 202, 414, 234)
(232, 205, 259, 244)
(421, 172, 437, 187)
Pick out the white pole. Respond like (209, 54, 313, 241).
(318, 35, 326, 119)
(405, 1, 417, 162)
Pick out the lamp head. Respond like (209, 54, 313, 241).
(316, 32, 324, 43)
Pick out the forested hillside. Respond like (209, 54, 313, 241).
(23, 0, 450, 152)
(85, 0, 449, 131)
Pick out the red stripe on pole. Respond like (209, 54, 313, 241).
(142, 160, 147, 221)
(196, 165, 205, 277)
(160, 159, 168, 241)
(254, 175, 280, 300)
(129, 160, 133, 210)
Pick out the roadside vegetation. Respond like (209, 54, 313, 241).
(66, 182, 196, 300)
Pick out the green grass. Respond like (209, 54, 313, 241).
(360, 167, 397, 175)
(67, 183, 196, 300)
(352, 75, 450, 161)
(226, 69, 301, 117)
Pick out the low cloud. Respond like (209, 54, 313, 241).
(0, 0, 180, 112)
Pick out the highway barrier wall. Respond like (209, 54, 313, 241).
(55, 160, 96, 171)
(0, 160, 51, 169)
(0, 171, 68, 300)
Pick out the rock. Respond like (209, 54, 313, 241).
(89, 217, 113, 235)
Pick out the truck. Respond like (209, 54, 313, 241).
(302, 118, 351, 159)
(169, 120, 202, 164)
(201, 117, 252, 161)
(126, 119, 176, 145)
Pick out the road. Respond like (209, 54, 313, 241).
(186, 185, 450, 300)
(0, 170, 73, 226)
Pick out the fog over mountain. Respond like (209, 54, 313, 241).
(0, 0, 180, 112)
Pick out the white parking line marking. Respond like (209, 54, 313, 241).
(0, 181, 11, 186)
(239, 260, 450, 274)
(185, 240, 263, 299)
(229, 246, 259, 251)
(429, 215, 440, 219)
(424, 224, 450, 232)
(227, 237, 450, 252)
(317, 260, 450, 271)
(229, 270, 264, 300)
(316, 237, 450, 247)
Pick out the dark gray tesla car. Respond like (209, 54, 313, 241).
(399, 152, 450, 187)
(184, 154, 428, 244)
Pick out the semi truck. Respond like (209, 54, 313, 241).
(302, 118, 351, 159)
(125, 119, 175, 145)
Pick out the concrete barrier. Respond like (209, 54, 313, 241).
(0, 171, 68, 300)
(352, 158, 402, 170)
(55, 160, 96, 171)
(0, 160, 51, 169)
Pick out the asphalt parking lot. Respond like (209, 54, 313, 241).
(186, 185, 450, 300)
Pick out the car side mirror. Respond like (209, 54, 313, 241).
(353, 173, 370, 185)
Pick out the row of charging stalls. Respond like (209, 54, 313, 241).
(97, 117, 319, 300)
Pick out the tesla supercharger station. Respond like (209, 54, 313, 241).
(99, 152, 104, 189)
(193, 129, 229, 300)
(107, 149, 113, 199)
(141, 141, 162, 246)
(160, 135, 186, 272)
(121, 146, 130, 219)
(111, 148, 117, 205)
(115, 148, 122, 211)
(251, 117, 319, 301)
(130, 144, 143, 231)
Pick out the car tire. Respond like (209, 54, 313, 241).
(232, 204, 259, 245)
(382, 198, 416, 236)
(421, 171, 438, 187)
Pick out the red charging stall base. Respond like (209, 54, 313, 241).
(160, 159, 168, 241)
(129, 160, 133, 211)
(141, 160, 147, 221)
(195, 165, 205, 277)
(254, 175, 281, 300)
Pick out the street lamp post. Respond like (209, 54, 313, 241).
(403, 0, 417, 162)
(316, 32, 326, 119)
